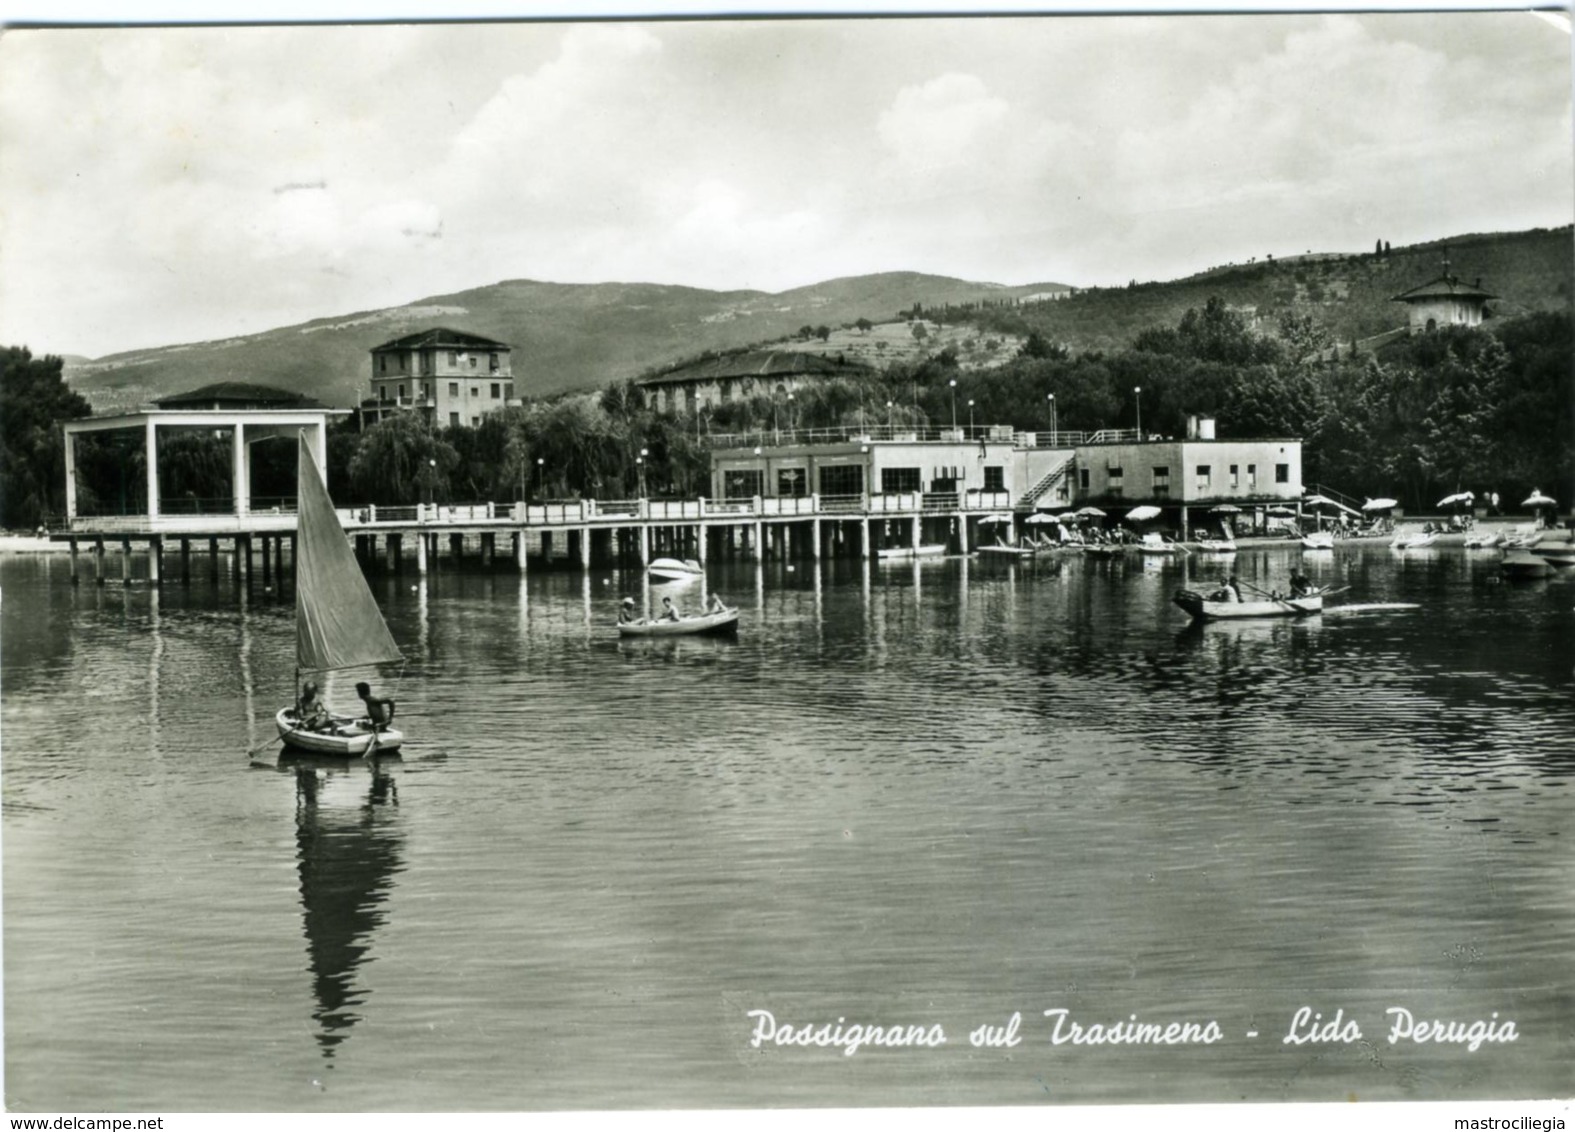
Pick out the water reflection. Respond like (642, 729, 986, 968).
(287, 752, 405, 1063)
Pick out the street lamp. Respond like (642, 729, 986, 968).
(1134, 386, 1143, 440)
(886, 399, 894, 431)
(1047, 393, 1056, 441)
(535, 456, 544, 500)
(638, 446, 648, 498)
(426, 457, 436, 510)
(949, 378, 958, 431)
(788, 391, 796, 434)
(968, 398, 975, 434)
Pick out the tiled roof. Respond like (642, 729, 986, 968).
(153, 383, 325, 409)
(1391, 275, 1496, 303)
(637, 349, 872, 387)
(371, 328, 511, 351)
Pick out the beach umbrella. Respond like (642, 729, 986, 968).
(1523, 491, 1557, 508)
(1125, 505, 1162, 523)
(1304, 494, 1359, 515)
(977, 513, 1013, 524)
(1362, 498, 1398, 512)
(1025, 512, 1062, 524)
(1209, 504, 1242, 513)
(1075, 506, 1106, 518)
(1266, 505, 1297, 516)
(1438, 491, 1475, 508)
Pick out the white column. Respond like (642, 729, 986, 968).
(64, 428, 78, 521)
(959, 515, 969, 554)
(145, 417, 160, 518)
(417, 533, 428, 574)
(861, 517, 871, 558)
(231, 423, 249, 517)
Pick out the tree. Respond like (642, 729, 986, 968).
(347, 413, 459, 505)
(854, 318, 873, 335)
(815, 325, 832, 342)
(0, 346, 91, 528)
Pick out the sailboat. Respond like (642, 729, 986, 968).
(275, 434, 405, 755)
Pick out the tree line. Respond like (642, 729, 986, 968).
(3, 299, 1569, 526)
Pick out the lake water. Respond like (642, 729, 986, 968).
(3, 544, 1572, 1111)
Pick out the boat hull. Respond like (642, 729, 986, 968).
(1301, 535, 1334, 550)
(877, 545, 947, 559)
(647, 557, 703, 581)
(618, 608, 739, 637)
(1173, 589, 1323, 620)
(275, 707, 404, 755)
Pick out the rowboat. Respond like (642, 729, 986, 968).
(618, 607, 739, 636)
(1462, 532, 1501, 549)
(1501, 550, 1552, 580)
(1083, 544, 1125, 558)
(977, 543, 1039, 559)
(1391, 532, 1437, 550)
(877, 544, 947, 559)
(275, 435, 405, 756)
(1300, 532, 1335, 550)
(1138, 532, 1184, 555)
(647, 557, 703, 581)
(1172, 588, 1323, 620)
(1195, 538, 1237, 554)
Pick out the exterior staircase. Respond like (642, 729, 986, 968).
(1018, 457, 1073, 510)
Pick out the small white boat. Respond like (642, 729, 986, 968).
(1173, 588, 1323, 620)
(1463, 532, 1501, 549)
(877, 544, 947, 559)
(275, 435, 405, 757)
(1391, 532, 1437, 550)
(1301, 532, 1335, 550)
(977, 543, 1038, 559)
(647, 557, 703, 581)
(1138, 532, 1184, 555)
(275, 707, 403, 756)
(618, 606, 739, 636)
(1195, 537, 1237, 554)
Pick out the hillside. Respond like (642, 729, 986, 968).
(57, 225, 1572, 413)
(61, 274, 1067, 413)
(966, 226, 1573, 353)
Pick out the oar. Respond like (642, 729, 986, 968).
(246, 734, 283, 758)
(1237, 578, 1303, 611)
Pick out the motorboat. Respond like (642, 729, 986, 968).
(647, 557, 703, 581)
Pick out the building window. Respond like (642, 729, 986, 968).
(471, 387, 478, 398)
(1247, 464, 1257, 487)
(448, 351, 458, 365)
(471, 415, 480, 426)
(470, 356, 478, 368)
(818, 465, 865, 496)
(777, 467, 807, 497)
(491, 383, 501, 399)
(881, 467, 920, 493)
(983, 466, 1005, 493)
(1230, 464, 1239, 488)
(398, 384, 406, 400)
(449, 412, 459, 426)
(420, 352, 434, 376)
(1196, 464, 1212, 491)
(490, 353, 500, 371)
(379, 356, 387, 373)
(398, 354, 407, 371)
(449, 382, 459, 397)
(379, 385, 389, 403)
(423, 382, 432, 400)
(1152, 465, 1170, 499)
(1275, 463, 1290, 484)
(1079, 468, 1090, 491)
(1107, 464, 1124, 488)
(723, 469, 764, 499)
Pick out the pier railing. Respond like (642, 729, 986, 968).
(706, 424, 1098, 450)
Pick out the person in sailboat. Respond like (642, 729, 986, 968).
(298, 680, 333, 732)
(660, 596, 682, 622)
(618, 596, 640, 624)
(1289, 571, 1315, 598)
(355, 681, 396, 733)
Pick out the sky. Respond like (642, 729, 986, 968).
(0, 8, 1570, 359)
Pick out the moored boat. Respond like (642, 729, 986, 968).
(1195, 537, 1237, 554)
(977, 543, 1039, 558)
(1501, 550, 1553, 580)
(877, 544, 947, 559)
(275, 706, 403, 755)
(1172, 588, 1323, 620)
(1390, 532, 1437, 550)
(618, 606, 740, 636)
(647, 557, 703, 581)
(1301, 532, 1335, 550)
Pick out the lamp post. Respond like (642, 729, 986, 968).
(535, 456, 544, 501)
(638, 447, 648, 499)
(1134, 386, 1142, 440)
(949, 378, 958, 432)
(968, 398, 975, 434)
(886, 399, 894, 432)
(788, 391, 796, 436)
(1047, 393, 1056, 442)
(426, 457, 436, 513)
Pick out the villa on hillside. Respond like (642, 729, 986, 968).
(637, 349, 873, 415)
(1392, 258, 1495, 335)
(360, 328, 518, 428)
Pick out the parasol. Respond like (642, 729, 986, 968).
(977, 513, 1014, 524)
(1209, 504, 1242, 513)
(1074, 506, 1106, 518)
(1362, 498, 1397, 512)
(1523, 491, 1557, 508)
(1125, 505, 1162, 522)
(1304, 494, 1359, 515)
(1438, 491, 1475, 508)
(1024, 513, 1063, 524)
